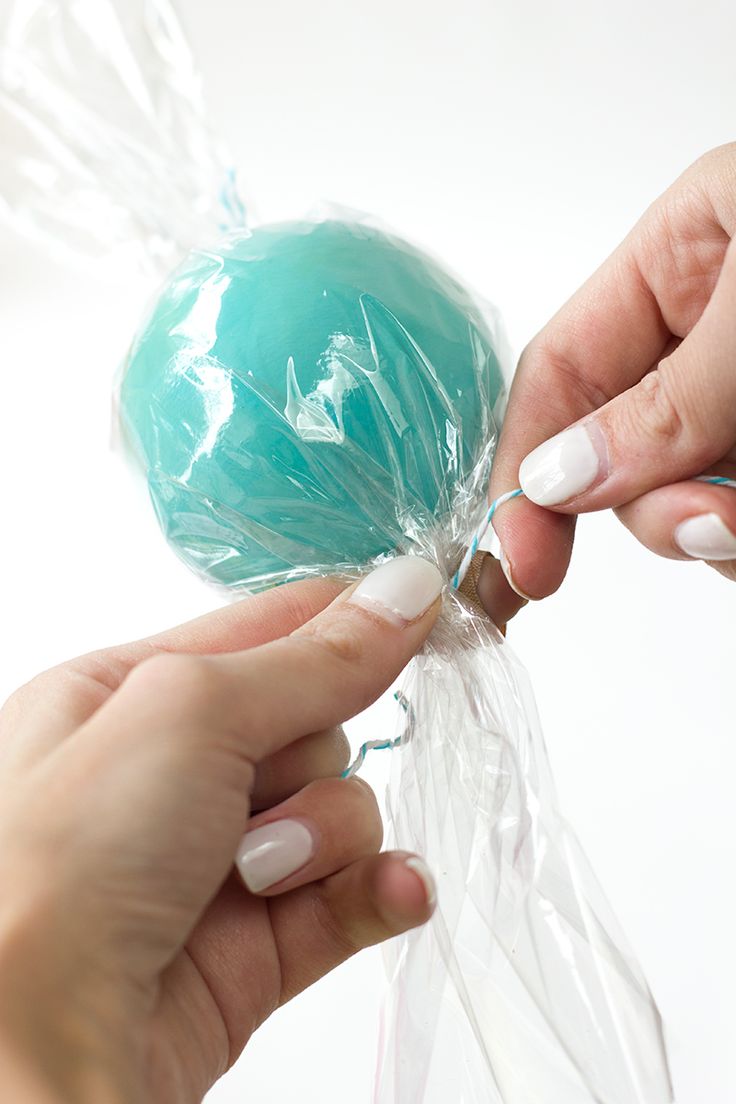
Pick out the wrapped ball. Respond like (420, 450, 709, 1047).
(120, 219, 506, 589)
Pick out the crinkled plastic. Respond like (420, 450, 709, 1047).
(378, 598, 671, 1103)
(0, 0, 245, 276)
(118, 217, 507, 590)
(0, 3, 673, 1102)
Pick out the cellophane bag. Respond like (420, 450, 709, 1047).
(0, 3, 673, 1102)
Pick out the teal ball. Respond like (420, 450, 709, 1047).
(120, 219, 506, 589)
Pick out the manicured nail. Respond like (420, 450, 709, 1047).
(499, 547, 533, 602)
(236, 819, 315, 892)
(349, 556, 443, 626)
(674, 513, 736, 561)
(519, 424, 603, 506)
(404, 856, 437, 909)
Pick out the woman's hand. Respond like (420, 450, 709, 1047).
(479, 143, 736, 624)
(0, 557, 443, 1104)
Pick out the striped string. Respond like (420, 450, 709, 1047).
(342, 693, 412, 780)
(452, 473, 736, 590)
(342, 472, 736, 779)
(451, 488, 524, 589)
(340, 737, 402, 780)
(695, 475, 736, 489)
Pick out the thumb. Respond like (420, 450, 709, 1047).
(45, 557, 443, 962)
(517, 238, 736, 513)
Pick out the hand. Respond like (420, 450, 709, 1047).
(478, 142, 736, 623)
(0, 557, 442, 1104)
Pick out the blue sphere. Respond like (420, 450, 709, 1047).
(120, 219, 506, 589)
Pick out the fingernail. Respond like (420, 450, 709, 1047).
(349, 556, 444, 625)
(674, 513, 736, 561)
(404, 856, 437, 909)
(236, 819, 315, 892)
(499, 547, 534, 602)
(519, 423, 604, 506)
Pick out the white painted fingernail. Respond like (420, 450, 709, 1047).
(404, 856, 437, 909)
(499, 547, 533, 602)
(350, 556, 443, 625)
(674, 513, 736, 561)
(520, 424, 603, 506)
(236, 819, 315, 892)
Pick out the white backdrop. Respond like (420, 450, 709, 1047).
(1, 0, 734, 1101)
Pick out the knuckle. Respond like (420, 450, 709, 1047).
(630, 367, 687, 447)
(680, 144, 736, 224)
(521, 339, 612, 415)
(691, 141, 736, 176)
(679, 143, 736, 199)
(293, 616, 367, 669)
(125, 652, 221, 710)
(0, 682, 37, 726)
(1, 664, 74, 716)
(311, 889, 362, 961)
(276, 577, 346, 626)
(1, 673, 46, 716)
(625, 365, 714, 473)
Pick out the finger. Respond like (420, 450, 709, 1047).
(81, 555, 443, 772)
(185, 850, 436, 1065)
(487, 216, 672, 604)
(516, 236, 736, 515)
(614, 476, 736, 580)
(236, 776, 382, 895)
(487, 146, 735, 603)
(475, 552, 530, 623)
(49, 557, 442, 959)
(271, 850, 436, 1004)
(251, 726, 349, 811)
(0, 575, 345, 768)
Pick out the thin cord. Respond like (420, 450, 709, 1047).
(340, 738, 402, 780)
(695, 475, 736, 489)
(451, 488, 523, 589)
(452, 473, 736, 590)
(341, 693, 412, 780)
(342, 472, 736, 779)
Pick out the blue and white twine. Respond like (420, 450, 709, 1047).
(342, 472, 736, 780)
(451, 488, 524, 589)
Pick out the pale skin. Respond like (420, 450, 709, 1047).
(0, 571, 441, 1104)
(479, 142, 736, 624)
(1, 145, 734, 1103)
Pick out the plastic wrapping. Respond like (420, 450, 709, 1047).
(378, 598, 671, 1103)
(0, 0, 245, 276)
(1, 3, 673, 1101)
(118, 216, 508, 591)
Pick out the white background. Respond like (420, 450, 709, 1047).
(1, 0, 735, 1101)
